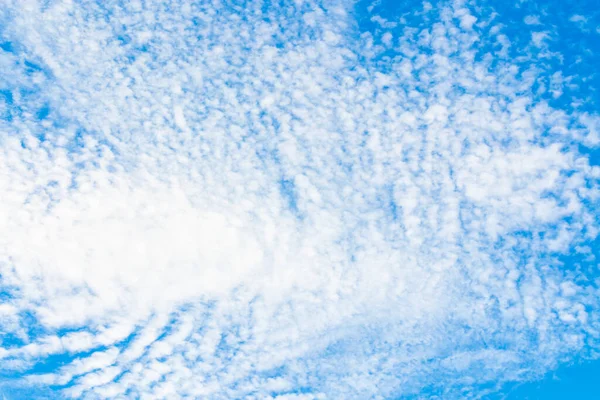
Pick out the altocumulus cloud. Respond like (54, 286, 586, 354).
(0, 0, 599, 398)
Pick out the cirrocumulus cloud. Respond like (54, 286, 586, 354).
(0, 0, 599, 398)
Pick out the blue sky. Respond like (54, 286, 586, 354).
(0, 0, 599, 398)
(505, 360, 600, 399)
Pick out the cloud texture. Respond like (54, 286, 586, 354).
(0, 0, 599, 398)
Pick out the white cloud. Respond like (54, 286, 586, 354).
(531, 31, 550, 47)
(524, 15, 541, 25)
(0, 0, 598, 398)
(570, 14, 587, 24)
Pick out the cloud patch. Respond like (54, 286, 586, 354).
(0, 0, 599, 398)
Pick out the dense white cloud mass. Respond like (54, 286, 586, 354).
(0, 0, 599, 398)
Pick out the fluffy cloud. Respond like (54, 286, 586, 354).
(0, 0, 599, 398)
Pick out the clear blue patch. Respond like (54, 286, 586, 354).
(36, 104, 50, 120)
(0, 89, 13, 105)
(23, 60, 43, 74)
(0, 41, 14, 53)
(279, 178, 299, 213)
(504, 360, 600, 399)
